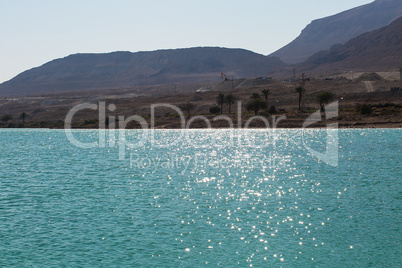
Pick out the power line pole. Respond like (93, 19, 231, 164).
(293, 68, 296, 82)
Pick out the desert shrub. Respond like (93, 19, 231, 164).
(1, 114, 12, 123)
(84, 119, 98, 125)
(180, 102, 196, 115)
(383, 103, 395, 108)
(356, 103, 372, 115)
(360, 104, 372, 115)
(355, 104, 362, 113)
(246, 98, 267, 115)
(209, 106, 221, 115)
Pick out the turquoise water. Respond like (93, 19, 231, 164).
(0, 129, 400, 267)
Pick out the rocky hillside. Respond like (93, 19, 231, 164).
(270, 0, 402, 63)
(0, 47, 285, 96)
(295, 16, 402, 74)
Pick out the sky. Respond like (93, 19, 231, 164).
(0, 0, 373, 83)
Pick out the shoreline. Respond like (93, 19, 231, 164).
(2, 111, 401, 129)
(1, 122, 401, 130)
(1, 78, 401, 130)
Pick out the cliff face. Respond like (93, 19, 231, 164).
(270, 0, 402, 64)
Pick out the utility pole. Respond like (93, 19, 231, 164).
(293, 68, 296, 82)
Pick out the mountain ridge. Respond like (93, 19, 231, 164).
(293, 16, 402, 75)
(270, 0, 402, 63)
(0, 47, 286, 96)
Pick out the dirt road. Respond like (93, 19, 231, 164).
(364, 81, 374, 92)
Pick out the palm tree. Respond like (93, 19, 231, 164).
(225, 94, 235, 114)
(250, 93, 261, 99)
(317, 91, 335, 112)
(295, 86, 306, 111)
(216, 93, 225, 114)
(261, 89, 270, 110)
(20, 112, 28, 124)
(261, 89, 270, 101)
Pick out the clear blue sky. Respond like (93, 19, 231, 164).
(0, 0, 373, 83)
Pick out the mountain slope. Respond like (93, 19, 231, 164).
(295, 16, 402, 74)
(0, 47, 285, 96)
(270, 0, 402, 64)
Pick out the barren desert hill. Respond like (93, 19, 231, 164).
(2, 0, 402, 97)
(0, 47, 285, 96)
(292, 16, 402, 75)
(270, 0, 402, 64)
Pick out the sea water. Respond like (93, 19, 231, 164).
(0, 129, 400, 267)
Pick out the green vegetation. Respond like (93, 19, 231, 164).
(209, 106, 221, 115)
(246, 92, 269, 115)
(250, 93, 261, 99)
(376, 103, 397, 108)
(317, 91, 335, 112)
(355, 104, 372, 115)
(1, 114, 13, 124)
(369, 103, 400, 116)
(268, 105, 276, 114)
(180, 102, 196, 115)
(261, 89, 270, 110)
(225, 94, 236, 114)
(295, 86, 306, 111)
(246, 98, 267, 115)
(216, 93, 225, 114)
(83, 119, 99, 125)
(20, 112, 28, 124)
(261, 89, 270, 101)
(360, 104, 372, 115)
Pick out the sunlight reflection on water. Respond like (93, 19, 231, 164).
(0, 129, 400, 267)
